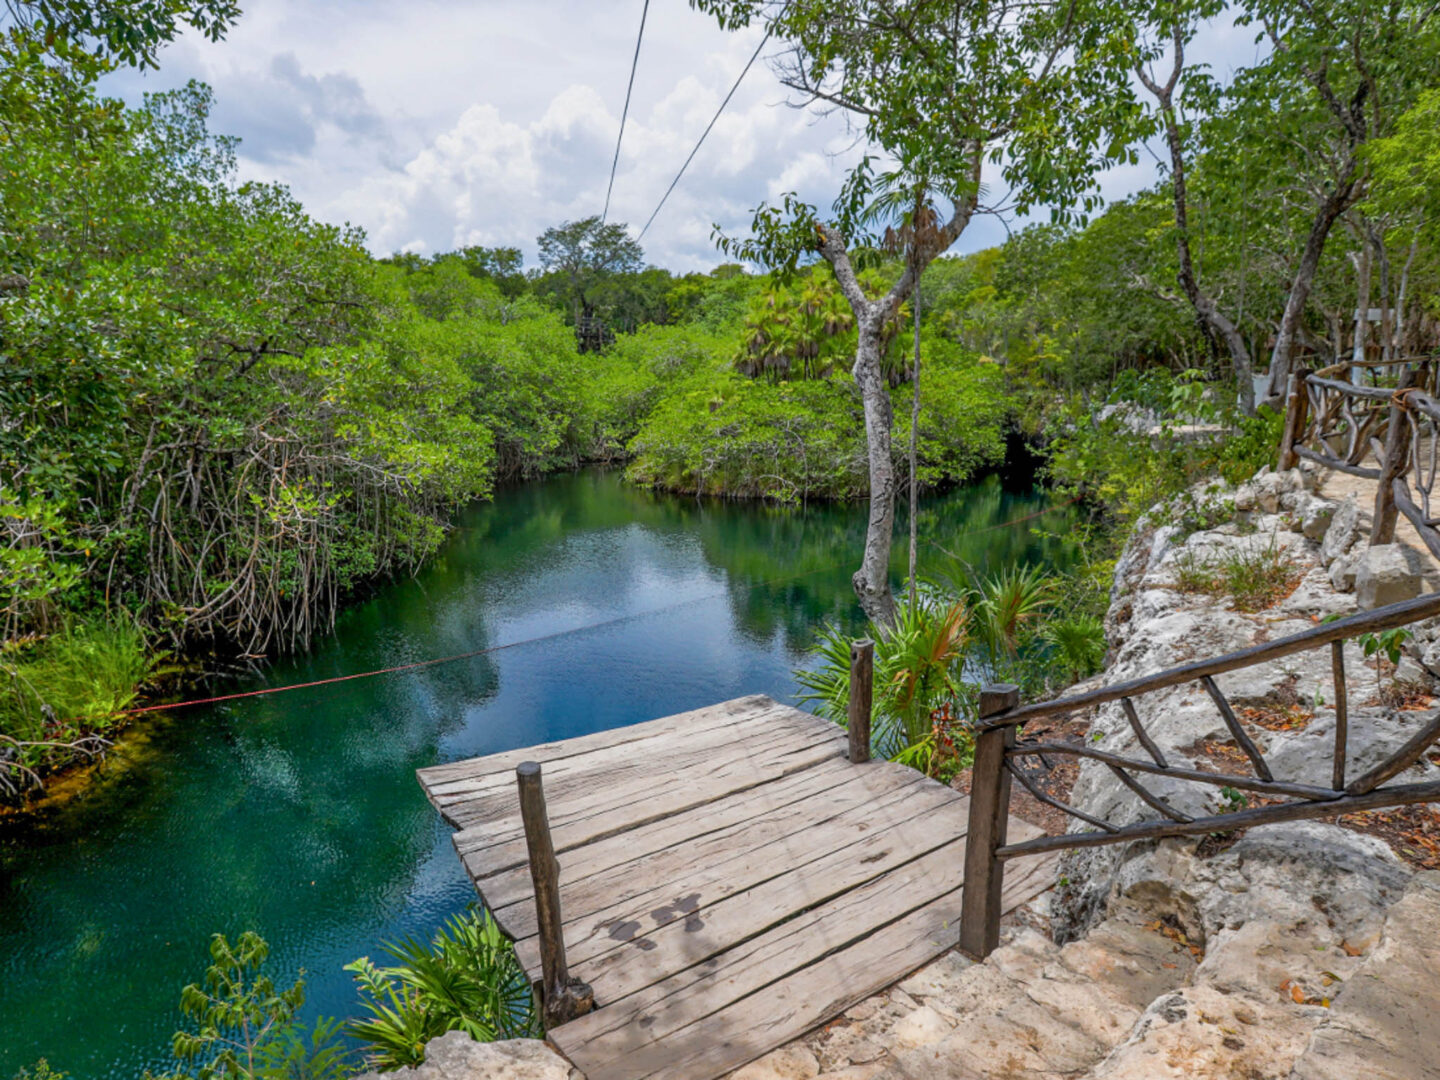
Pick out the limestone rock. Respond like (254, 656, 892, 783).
(1354, 543, 1423, 609)
(1321, 496, 1361, 566)
(1329, 550, 1360, 592)
(1290, 872, 1440, 1080)
(895, 951, 973, 1000)
(888, 1005, 954, 1049)
(731, 1045, 821, 1080)
(351, 1033, 574, 1080)
(1264, 707, 1440, 790)
(1086, 984, 1317, 1079)
(814, 1066, 885, 1080)
(1107, 823, 1410, 950)
(1299, 494, 1338, 540)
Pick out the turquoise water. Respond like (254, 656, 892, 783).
(0, 468, 1078, 1078)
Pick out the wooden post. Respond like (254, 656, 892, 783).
(516, 762, 593, 1028)
(848, 638, 875, 764)
(959, 683, 1019, 960)
(1372, 367, 1415, 544)
(1331, 640, 1348, 791)
(1278, 371, 1311, 471)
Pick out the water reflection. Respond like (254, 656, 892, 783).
(0, 468, 1076, 1078)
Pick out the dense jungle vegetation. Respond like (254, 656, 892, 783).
(2, 0, 1440, 795)
(5, 0, 1440, 802)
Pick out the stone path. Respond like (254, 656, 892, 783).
(725, 853, 1440, 1080)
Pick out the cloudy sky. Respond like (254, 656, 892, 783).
(100, 1, 1257, 273)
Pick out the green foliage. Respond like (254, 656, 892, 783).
(1360, 627, 1413, 669)
(1171, 537, 1301, 613)
(627, 372, 870, 502)
(158, 933, 317, 1080)
(10, 1062, 67, 1080)
(1041, 614, 1107, 683)
(795, 598, 972, 760)
(628, 349, 1006, 502)
(345, 909, 538, 1071)
(0, 616, 154, 739)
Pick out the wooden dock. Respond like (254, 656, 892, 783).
(418, 694, 1057, 1080)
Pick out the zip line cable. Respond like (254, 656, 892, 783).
(603, 0, 651, 224)
(60, 495, 1080, 727)
(637, 22, 774, 240)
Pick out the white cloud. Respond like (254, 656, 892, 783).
(99, 0, 1257, 271)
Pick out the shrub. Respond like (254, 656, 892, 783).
(345, 909, 537, 1070)
(155, 931, 353, 1080)
(795, 599, 972, 760)
(0, 616, 155, 742)
(1171, 537, 1301, 612)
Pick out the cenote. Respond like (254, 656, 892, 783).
(0, 467, 1079, 1078)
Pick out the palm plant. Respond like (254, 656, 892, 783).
(1041, 613, 1106, 683)
(345, 909, 538, 1070)
(969, 564, 1056, 658)
(795, 597, 969, 760)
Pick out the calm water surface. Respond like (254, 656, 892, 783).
(0, 469, 1078, 1078)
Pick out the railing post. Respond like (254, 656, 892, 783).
(516, 762, 593, 1028)
(1372, 367, 1415, 544)
(1278, 371, 1310, 471)
(959, 683, 1019, 961)
(848, 638, 875, 764)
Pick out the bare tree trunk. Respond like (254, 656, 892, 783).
(1265, 171, 1359, 400)
(908, 280, 921, 610)
(1373, 223, 1393, 364)
(853, 315, 899, 627)
(1395, 226, 1420, 354)
(814, 158, 979, 629)
(1137, 36, 1255, 414)
(1350, 236, 1372, 380)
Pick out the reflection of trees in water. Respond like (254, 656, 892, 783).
(690, 473, 1082, 656)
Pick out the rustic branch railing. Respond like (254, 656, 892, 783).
(1278, 357, 1440, 557)
(958, 591, 1440, 960)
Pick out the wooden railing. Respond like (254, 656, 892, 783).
(957, 591, 1440, 959)
(1277, 357, 1440, 558)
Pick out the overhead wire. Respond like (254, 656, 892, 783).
(603, 0, 651, 224)
(637, 21, 776, 240)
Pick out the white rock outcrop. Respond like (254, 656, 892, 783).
(351, 1032, 577, 1080)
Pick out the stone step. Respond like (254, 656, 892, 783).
(735, 916, 1196, 1080)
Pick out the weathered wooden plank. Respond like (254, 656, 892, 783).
(554, 828, 1053, 1062)
(496, 765, 935, 947)
(425, 701, 812, 808)
(526, 784, 973, 999)
(458, 751, 854, 865)
(418, 694, 777, 787)
(564, 851, 1057, 1080)
(448, 737, 847, 879)
(442, 718, 844, 830)
(473, 761, 918, 917)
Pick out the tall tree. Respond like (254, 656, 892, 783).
(535, 216, 644, 326)
(695, 0, 1140, 625)
(1238, 0, 1439, 398)
(1130, 0, 1258, 412)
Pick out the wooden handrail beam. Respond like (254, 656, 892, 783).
(980, 592, 1440, 729)
(997, 778, 1440, 859)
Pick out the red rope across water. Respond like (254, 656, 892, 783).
(60, 493, 1083, 727)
